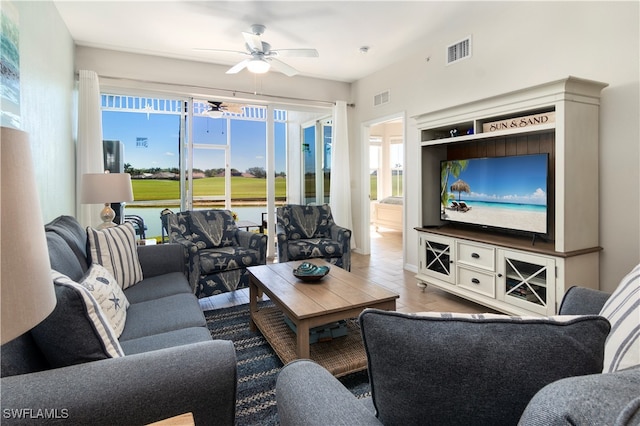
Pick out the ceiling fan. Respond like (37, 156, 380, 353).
(205, 101, 245, 117)
(196, 24, 318, 77)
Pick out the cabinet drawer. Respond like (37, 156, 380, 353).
(457, 267, 495, 298)
(457, 242, 495, 271)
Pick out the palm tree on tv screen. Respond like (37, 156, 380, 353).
(441, 160, 468, 211)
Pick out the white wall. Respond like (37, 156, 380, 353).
(350, 1, 639, 293)
(75, 47, 350, 108)
(15, 1, 75, 222)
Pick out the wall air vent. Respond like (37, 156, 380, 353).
(374, 90, 390, 107)
(447, 36, 472, 65)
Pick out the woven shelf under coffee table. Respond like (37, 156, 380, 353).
(252, 305, 366, 377)
(248, 260, 399, 378)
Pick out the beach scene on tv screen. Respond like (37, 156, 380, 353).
(441, 155, 547, 234)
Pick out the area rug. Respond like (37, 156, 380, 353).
(205, 302, 371, 426)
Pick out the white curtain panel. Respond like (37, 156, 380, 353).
(330, 101, 355, 249)
(76, 70, 105, 227)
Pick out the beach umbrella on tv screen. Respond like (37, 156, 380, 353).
(450, 179, 470, 201)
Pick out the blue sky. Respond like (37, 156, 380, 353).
(102, 111, 287, 173)
(444, 154, 548, 205)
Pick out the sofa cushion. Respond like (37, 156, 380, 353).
(520, 365, 640, 425)
(120, 327, 213, 355)
(87, 223, 143, 289)
(45, 215, 89, 273)
(46, 232, 85, 281)
(123, 272, 192, 304)
(0, 333, 50, 377)
(31, 271, 124, 368)
(359, 309, 611, 426)
(199, 246, 262, 274)
(600, 263, 640, 372)
(78, 264, 130, 337)
(188, 210, 238, 249)
(119, 293, 206, 341)
(286, 238, 343, 261)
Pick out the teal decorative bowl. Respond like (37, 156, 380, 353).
(293, 262, 330, 282)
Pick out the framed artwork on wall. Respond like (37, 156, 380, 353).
(1, 0, 21, 129)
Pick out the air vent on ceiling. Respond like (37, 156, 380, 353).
(447, 36, 472, 65)
(374, 90, 390, 107)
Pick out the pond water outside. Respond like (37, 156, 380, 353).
(125, 205, 269, 239)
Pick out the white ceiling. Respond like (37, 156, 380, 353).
(53, 1, 473, 83)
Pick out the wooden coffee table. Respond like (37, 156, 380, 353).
(247, 260, 399, 376)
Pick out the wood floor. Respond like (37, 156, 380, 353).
(199, 228, 490, 314)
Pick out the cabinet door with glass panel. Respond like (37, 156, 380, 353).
(497, 250, 556, 316)
(419, 233, 455, 284)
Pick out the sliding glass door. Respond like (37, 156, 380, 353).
(301, 117, 332, 205)
(102, 94, 296, 238)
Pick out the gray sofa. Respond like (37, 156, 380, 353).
(276, 287, 640, 425)
(1, 216, 237, 425)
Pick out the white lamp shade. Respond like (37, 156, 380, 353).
(247, 58, 271, 74)
(205, 109, 224, 119)
(81, 172, 134, 204)
(1, 127, 57, 344)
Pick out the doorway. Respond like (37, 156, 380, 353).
(361, 113, 405, 260)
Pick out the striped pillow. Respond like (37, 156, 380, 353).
(599, 263, 640, 372)
(87, 223, 143, 289)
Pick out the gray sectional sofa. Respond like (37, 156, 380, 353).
(1, 216, 237, 425)
(277, 286, 640, 425)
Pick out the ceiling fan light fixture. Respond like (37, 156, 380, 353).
(247, 58, 270, 74)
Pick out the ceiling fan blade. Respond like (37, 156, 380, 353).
(268, 58, 298, 77)
(221, 102, 245, 114)
(193, 48, 249, 56)
(226, 59, 250, 74)
(271, 48, 319, 58)
(242, 31, 263, 53)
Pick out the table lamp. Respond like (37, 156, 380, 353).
(81, 171, 134, 229)
(1, 127, 57, 344)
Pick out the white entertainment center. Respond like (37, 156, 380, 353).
(414, 77, 608, 316)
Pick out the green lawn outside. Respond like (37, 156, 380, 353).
(132, 175, 401, 202)
(369, 175, 403, 200)
(132, 176, 287, 201)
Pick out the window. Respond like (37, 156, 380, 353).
(102, 95, 184, 237)
(390, 139, 403, 197)
(302, 118, 332, 204)
(101, 94, 291, 237)
(369, 141, 381, 201)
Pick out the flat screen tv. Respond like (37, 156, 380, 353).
(440, 154, 549, 235)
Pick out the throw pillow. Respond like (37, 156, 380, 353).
(359, 309, 610, 426)
(188, 210, 238, 249)
(31, 271, 124, 368)
(87, 223, 143, 289)
(600, 263, 640, 372)
(79, 264, 130, 337)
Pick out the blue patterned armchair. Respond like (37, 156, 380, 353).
(276, 204, 351, 271)
(167, 209, 268, 298)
